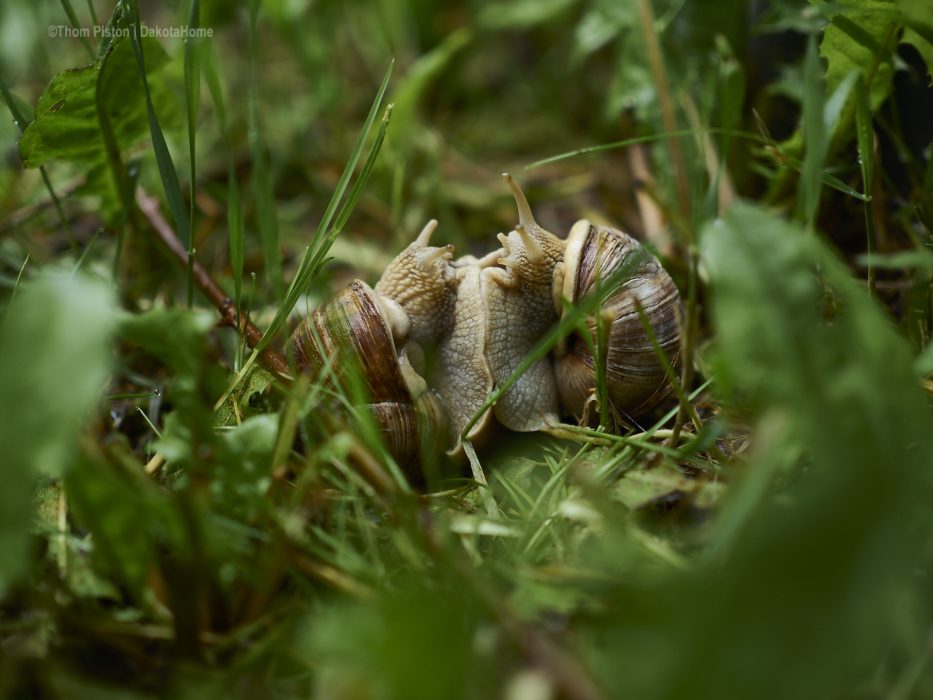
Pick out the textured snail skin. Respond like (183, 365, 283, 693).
(480, 176, 565, 432)
(374, 219, 457, 345)
(435, 263, 494, 452)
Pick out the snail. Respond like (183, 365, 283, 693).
(289, 279, 448, 470)
(289, 175, 683, 468)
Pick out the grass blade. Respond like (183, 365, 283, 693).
(126, 3, 192, 254)
(248, 0, 283, 298)
(855, 76, 875, 290)
(184, 0, 202, 307)
(253, 60, 394, 355)
(58, 0, 95, 61)
(85, 0, 98, 26)
(796, 34, 828, 230)
(525, 128, 763, 169)
(202, 45, 245, 321)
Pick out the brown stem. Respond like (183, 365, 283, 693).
(135, 188, 290, 377)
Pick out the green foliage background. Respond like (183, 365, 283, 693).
(1, 0, 933, 698)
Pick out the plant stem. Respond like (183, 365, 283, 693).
(136, 189, 290, 377)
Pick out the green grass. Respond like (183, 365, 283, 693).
(1, 1, 933, 698)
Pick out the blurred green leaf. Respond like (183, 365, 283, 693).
(916, 341, 933, 375)
(118, 307, 214, 381)
(610, 462, 723, 511)
(299, 585, 492, 700)
(476, 0, 577, 31)
(659, 202, 933, 697)
(573, 4, 632, 61)
(212, 414, 277, 518)
(605, 34, 654, 120)
(18, 36, 171, 168)
(584, 204, 933, 698)
(902, 29, 933, 83)
(65, 453, 162, 597)
(0, 274, 115, 594)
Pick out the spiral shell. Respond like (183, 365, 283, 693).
(554, 220, 682, 419)
(290, 280, 448, 468)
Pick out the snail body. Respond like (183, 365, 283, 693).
(292, 175, 683, 467)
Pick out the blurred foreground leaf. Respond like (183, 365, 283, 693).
(587, 203, 933, 699)
(0, 274, 115, 594)
(65, 452, 164, 597)
(298, 585, 496, 700)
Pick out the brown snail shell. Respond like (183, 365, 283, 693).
(290, 280, 448, 468)
(554, 220, 683, 419)
(493, 174, 682, 424)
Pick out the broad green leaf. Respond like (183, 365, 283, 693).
(118, 307, 214, 381)
(916, 341, 933, 375)
(0, 274, 115, 594)
(817, 0, 898, 110)
(611, 462, 724, 511)
(605, 33, 655, 120)
(899, 0, 933, 25)
(298, 586, 488, 700)
(18, 36, 171, 169)
(902, 28, 933, 83)
(573, 4, 632, 61)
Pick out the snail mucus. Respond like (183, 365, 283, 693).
(290, 175, 683, 471)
